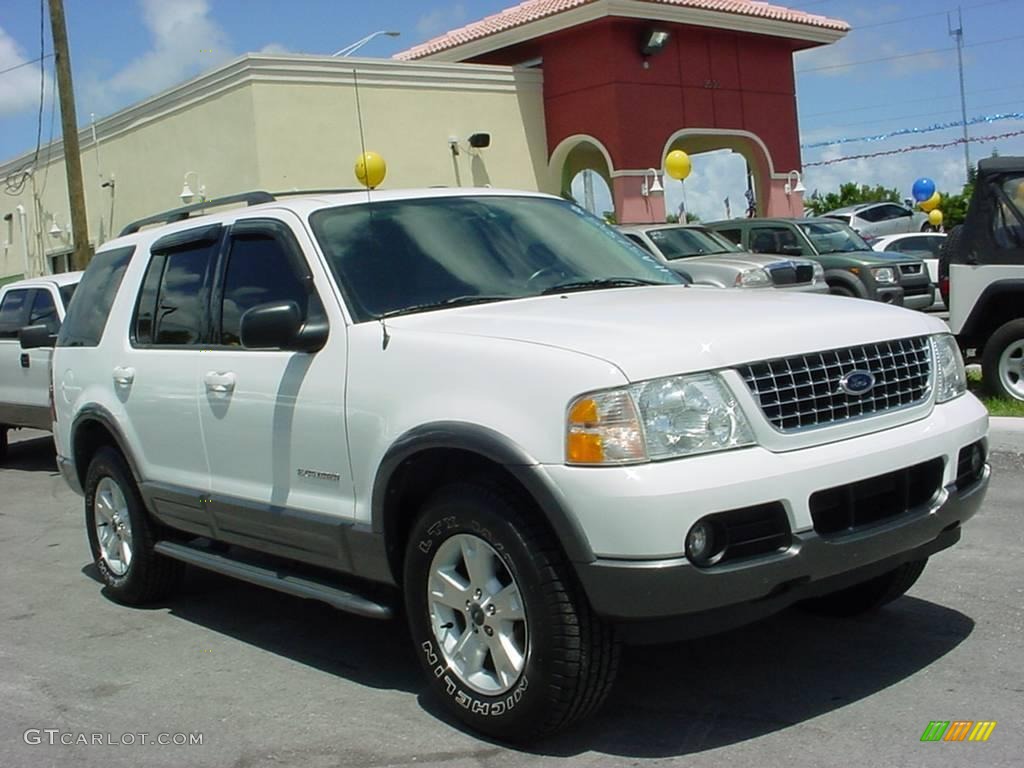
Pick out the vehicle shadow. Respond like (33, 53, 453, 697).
(507, 596, 974, 757)
(87, 564, 421, 694)
(82, 559, 972, 756)
(2, 434, 58, 473)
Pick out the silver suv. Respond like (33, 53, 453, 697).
(618, 223, 827, 292)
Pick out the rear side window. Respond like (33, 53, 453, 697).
(0, 288, 31, 339)
(58, 247, 134, 347)
(59, 283, 77, 309)
(133, 228, 220, 346)
(28, 290, 59, 334)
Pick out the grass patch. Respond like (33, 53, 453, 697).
(966, 368, 1024, 417)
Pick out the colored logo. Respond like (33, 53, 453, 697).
(839, 370, 875, 396)
(920, 721, 997, 742)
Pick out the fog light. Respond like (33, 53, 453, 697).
(686, 518, 724, 566)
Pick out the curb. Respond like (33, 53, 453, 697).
(989, 416, 1024, 454)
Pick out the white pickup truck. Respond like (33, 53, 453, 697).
(0, 272, 81, 459)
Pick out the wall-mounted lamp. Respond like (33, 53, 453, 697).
(641, 168, 664, 197)
(49, 215, 63, 237)
(180, 171, 206, 204)
(640, 28, 672, 57)
(784, 170, 806, 195)
(449, 132, 492, 157)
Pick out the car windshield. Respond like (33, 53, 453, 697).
(645, 227, 740, 259)
(310, 195, 683, 321)
(797, 220, 872, 254)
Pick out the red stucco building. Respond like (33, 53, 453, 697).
(397, 0, 848, 222)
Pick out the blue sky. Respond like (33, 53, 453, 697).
(2, 0, 1023, 220)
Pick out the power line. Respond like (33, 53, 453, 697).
(800, 83, 1024, 119)
(853, 0, 1010, 31)
(32, 0, 46, 168)
(796, 32, 1024, 74)
(0, 52, 52, 77)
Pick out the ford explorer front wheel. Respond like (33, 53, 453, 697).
(404, 481, 619, 742)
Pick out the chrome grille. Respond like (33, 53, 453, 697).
(767, 262, 815, 286)
(737, 336, 932, 432)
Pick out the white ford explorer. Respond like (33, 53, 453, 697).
(41, 189, 990, 742)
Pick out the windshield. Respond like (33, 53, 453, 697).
(645, 227, 740, 260)
(797, 220, 872, 254)
(310, 196, 683, 321)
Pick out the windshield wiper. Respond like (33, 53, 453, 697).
(377, 295, 510, 319)
(540, 277, 663, 295)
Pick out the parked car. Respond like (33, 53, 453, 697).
(706, 217, 934, 310)
(873, 232, 946, 310)
(0, 272, 81, 459)
(33, 189, 989, 742)
(618, 223, 828, 292)
(822, 202, 930, 238)
(941, 156, 1024, 400)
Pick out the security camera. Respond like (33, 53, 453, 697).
(468, 133, 491, 149)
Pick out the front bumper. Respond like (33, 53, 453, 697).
(901, 281, 935, 311)
(576, 469, 987, 637)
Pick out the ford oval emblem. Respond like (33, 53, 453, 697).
(840, 370, 876, 397)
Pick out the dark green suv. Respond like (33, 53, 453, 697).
(706, 218, 933, 308)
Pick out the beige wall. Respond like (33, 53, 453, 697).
(0, 55, 548, 280)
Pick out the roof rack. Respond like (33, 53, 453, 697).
(119, 192, 275, 236)
(118, 188, 369, 237)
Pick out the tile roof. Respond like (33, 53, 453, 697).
(395, 0, 849, 60)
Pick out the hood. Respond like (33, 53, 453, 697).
(385, 286, 947, 381)
(871, 250, 926, 264)
(670, 252, 815, 271)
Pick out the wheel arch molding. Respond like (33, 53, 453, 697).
(71, 405, 144, 488)
(371, 421, 595, 578)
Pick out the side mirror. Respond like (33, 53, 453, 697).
(19, 324, 58, 349)
(240, 301, 327, 353)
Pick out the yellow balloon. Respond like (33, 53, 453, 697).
(355, 151, 387, 189)
(928, 209, 943, 226)
(665, 150, 692, 181)
(919, 191, 941, 212)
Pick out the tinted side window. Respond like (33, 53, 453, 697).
(714, 228, 742, 245)
(857, 207, 885, 223)
(153, 245, 216, 346)
(58, 247, 134, 347)
(624, 234, 654, 254)
(28, 290, 60, 334)
(220, 234, 309, 346)
(0, 289, 31, 339)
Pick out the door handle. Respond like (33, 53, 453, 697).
(204, 371, 236, 394)
(20, 353, 29, 368)
(112, 366, 135, 387)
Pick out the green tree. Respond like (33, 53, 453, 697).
(805, 182, 902, 216)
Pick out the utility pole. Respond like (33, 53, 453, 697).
(48, 0, 91, 270)
(949, 7, 970, 181)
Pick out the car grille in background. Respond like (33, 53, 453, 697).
(809, 458, 944, 536)
(899, 264, 923, 276)
(737, 336, 932, 432)
(767, 263, 815, 286)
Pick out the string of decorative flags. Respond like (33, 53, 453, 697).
(804, 129, 1024, 167)
(801, 111, 1024, 149)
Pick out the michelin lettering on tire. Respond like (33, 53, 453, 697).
(421, 639, 528, 717)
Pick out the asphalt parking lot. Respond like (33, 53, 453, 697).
(1, 428, 1021, 768)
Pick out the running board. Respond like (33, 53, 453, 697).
(154, 541, 394, 620)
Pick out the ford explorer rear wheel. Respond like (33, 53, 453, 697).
(404, 481, 619, 742)
(85, 447, 182, 604)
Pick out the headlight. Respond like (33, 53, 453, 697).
(931, 334, 967, 403)
(871, 267, 896, 284)
(735, 268, 772, 288)
(567, 373, 755, 465)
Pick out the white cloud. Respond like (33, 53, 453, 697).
(258, 42, 290, 55)
(415, 3, 467, 39)
(665, 150, 749, 223)
(95, 0, 231, 107)
(0, 25, 45, 116)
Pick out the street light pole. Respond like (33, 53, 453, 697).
(949, 7, 970, 181)
(332, 30, 400, 57)
(47, 0, 91, 270)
